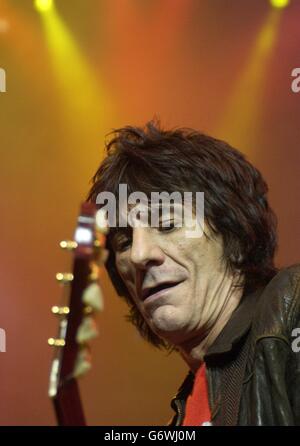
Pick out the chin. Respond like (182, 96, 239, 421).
(150, 306, 187, 339)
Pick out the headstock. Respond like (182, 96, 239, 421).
(48, 202, 108, 426)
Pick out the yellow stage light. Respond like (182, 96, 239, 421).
(34, 0, 54, 13)
(217, 8, 281, 150)
(37, 0, 112, 157)
(270, 0, 290, 9)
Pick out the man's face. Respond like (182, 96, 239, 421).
(112, 208, 228, 346)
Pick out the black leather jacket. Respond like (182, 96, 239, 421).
(169, 264, 300, 426)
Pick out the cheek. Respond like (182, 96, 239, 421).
(115, 253, 133, 283)
(173, 237, 217, 280)
(175, 238, 204, 265)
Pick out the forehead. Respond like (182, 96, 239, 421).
(117, 190, 200, 214)
(118, 200, 185, 216)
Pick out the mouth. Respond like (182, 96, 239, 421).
(142, 280, 184, 301)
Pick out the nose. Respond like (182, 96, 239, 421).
(130, 227, 165, 269)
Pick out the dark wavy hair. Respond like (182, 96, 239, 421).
(87, 120, 278, 349)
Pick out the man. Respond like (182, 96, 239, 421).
(88, 121, 300, 426)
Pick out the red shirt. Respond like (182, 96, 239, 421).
(182, 363, 212, 426)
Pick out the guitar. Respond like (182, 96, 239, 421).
(48, 202, 108, 426)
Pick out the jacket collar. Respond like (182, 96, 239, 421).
(204, 286, 264, 359)
(170, 286, 265, 424)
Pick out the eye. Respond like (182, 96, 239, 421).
(158, 220, 177, 233)
(112, 233, 132, 252)
(118, 237, 132, 251)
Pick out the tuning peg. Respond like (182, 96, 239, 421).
(73, 348, 92, 378)
(89, 262, 99, 281)
(56, 272, 74, 284)
(48, 358, 59, 398)
(76, 316, 99, 344)
(83, 305, 94, 315)
(82, 283, 104, 312)
(48, 338, 66, 347)
(59, 240, 78, 250)
(51, 306, 70, 315)
(94, 239, 101, 248)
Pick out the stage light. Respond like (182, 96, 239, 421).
(218, 8, 281, 148)
(38, 0, 110, 151)
(34, 0, 54, 13)
(270, 0, 290, 9)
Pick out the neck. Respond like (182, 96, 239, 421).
(177, 277, 243, 373)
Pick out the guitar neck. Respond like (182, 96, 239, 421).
(53, 378, 86, 426)
(48, 203, 107, 426)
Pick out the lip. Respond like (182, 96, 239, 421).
(142, 281, 184, 304)
(142, 281, 181, 301)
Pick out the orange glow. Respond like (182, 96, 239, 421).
(217, 9, 282, 150)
